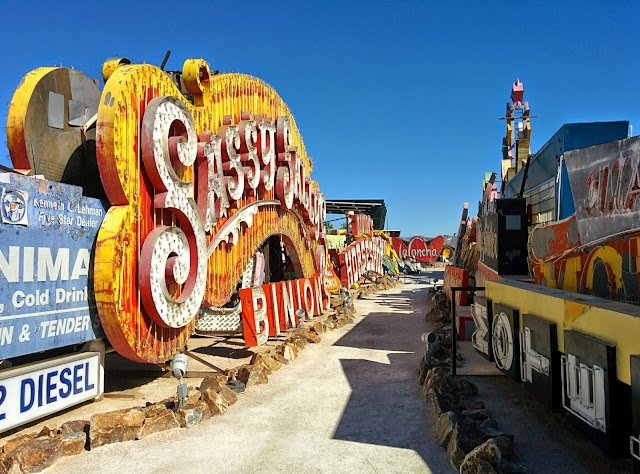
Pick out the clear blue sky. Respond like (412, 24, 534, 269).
(1, 1, 638, 237)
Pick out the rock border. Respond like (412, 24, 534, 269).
(0, 276, 399, 474)
(418, 287, 528, 473)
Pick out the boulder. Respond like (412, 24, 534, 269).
(2, 433, 38, 454)
(175, 401, 211, 428)
(459, 438, 501, 474)
(3, 437, 64, 473)
(461, 409, 490, 422)
(433, 411, 458, 447)
(447, 418, 486, 469)
(280, 344, 296, 362)
(294, 328, 321, 344)
(60, 432, 86, 456)
(60, 420, 89, 436)
(89, 408, 145, 448)
(272, 353, 290, 365)
(139, 408, 180, 438)
(237, 364, 269, 387)
(310, 321, 324, 335)
(458, 398, 485, 411)
(201, 388, 228, 416)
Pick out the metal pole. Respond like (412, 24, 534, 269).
(452, 289, 457, 376)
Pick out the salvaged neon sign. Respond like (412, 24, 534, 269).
(239, 275, 329, 346)
(0, 59, 329, 363)
(338, 236, 386, 289)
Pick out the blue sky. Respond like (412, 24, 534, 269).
(1, 1, 638, 237)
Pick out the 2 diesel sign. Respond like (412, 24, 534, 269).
(0, 352, 102, 433)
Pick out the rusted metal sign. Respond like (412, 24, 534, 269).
(0, 174, 106, 358)
(7, 58, 328, 363)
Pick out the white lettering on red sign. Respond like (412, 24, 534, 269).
(239, 276, 329, 346)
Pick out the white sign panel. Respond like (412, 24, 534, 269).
(0, 352, 103, 433)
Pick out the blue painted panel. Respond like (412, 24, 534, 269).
(503, 121, 629, 203)
(0, 173, 107, 358)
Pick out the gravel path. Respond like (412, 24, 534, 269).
(45, 274, 453, 474)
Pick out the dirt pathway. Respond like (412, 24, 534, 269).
(46, 273, 453, 474)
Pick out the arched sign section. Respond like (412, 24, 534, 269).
(93, 60, 327, 363)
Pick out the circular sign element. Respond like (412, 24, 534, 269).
(2, 190, 26, 223)
(492, 311, 513, 370)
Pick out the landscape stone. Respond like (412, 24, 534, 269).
(219, 385, 239, 405)
(60, 420, 89, 436)
(37, 424, 60, 438)
(262, 355, 283, 372)
(139, 408, 180, 438)
(175, 401, 211, 428)
(433, 411, 458, 447)
(59, 432, 86, 456)
(461, 409, 490, 422)
(452, 378, 478, 397)
(89, 407, 145, 448)
(310, 321, 324, 335)
(280, 344, 296, 362)
(237, 364, 269, 387)
(185, 387, 202, 406)
(447, 418, 486, 469)
(2, 433, 38, 454)
(458, 398, 485, 410)
(459, 438, 501, 474)
(200, 376, 225, 393)
(273, 353, 290, 365)
(4, 437, 64, 473)
(481, 428, 514, 443)
(201, 388, 229, 416)
(294, 328, 321, 343)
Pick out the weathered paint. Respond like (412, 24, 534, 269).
(391, 235, 443, 263)
(0, 174, 106, 358)
(443, 265, 469, 306)
(91, 60, 326, 362)
(486, 278, 640, 385)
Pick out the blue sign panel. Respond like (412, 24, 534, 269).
(0, 173, 107, 358)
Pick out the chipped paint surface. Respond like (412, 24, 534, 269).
(92, 60, 326, 362)
(7, 59, 327, 364)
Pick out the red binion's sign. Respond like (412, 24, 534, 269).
(239, 275, 329, 346)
